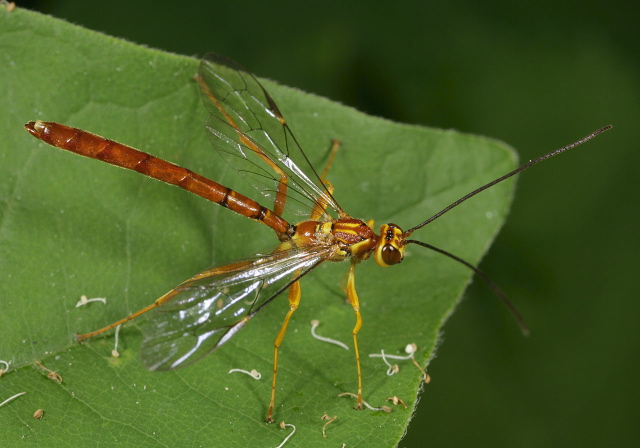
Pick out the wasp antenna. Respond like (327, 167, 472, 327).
(406, 239, 529, 335)
(404, 125, 612, 236)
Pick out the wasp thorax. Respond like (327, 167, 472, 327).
(374, 223, 405, 267)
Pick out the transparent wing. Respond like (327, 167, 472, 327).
(198, 53, 344, 221)
(140, 245, 335, 371)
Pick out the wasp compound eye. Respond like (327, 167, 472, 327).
(381, 243, 403, 265)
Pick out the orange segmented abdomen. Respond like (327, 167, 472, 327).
(25, 121, 290, 234)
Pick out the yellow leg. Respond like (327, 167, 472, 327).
(76, 259, 254, 341)
(310, 139, 341, 220)
(266, 140, 340, 420)
(346, 262, 364, 410)
(76, 288, 180, 341)
(320, 138, 341, 181)
(266, 279, 301, 423)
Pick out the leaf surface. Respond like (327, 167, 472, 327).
(0, 8, 516, 447)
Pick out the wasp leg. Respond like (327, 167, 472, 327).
(310, 139, 341, 220)
(346, 262, 364, 410)
(266, 279, 301, 423)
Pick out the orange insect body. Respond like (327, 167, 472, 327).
(25, 53, 610, 423)
(26, 121, 289, 234)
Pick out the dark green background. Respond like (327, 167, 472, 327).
(22, 0, 639, 446)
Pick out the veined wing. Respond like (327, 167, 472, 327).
(141, 244, 336, 371)
(198, 53, 345, 221)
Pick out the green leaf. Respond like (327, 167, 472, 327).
(0, 7, 516, 447)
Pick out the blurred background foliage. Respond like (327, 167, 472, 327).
(20, 0, 639, 446)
